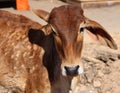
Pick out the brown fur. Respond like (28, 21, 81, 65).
(48, 5, 84, 67)
(0, 10, 50, 93)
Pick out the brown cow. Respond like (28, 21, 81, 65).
(0, 5, 117, 93)
(33, 5, 117, 76)
(0, 10, 51, 93)
(31, 5, 117, 92)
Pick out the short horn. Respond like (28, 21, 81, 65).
(33, 9, 49, 22)
(41, 24, 52, 35)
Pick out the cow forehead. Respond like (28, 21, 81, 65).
(49, 5, 85, 34)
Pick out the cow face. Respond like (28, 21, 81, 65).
(32, 5, 117, 77)
(48, 6, 85, 76)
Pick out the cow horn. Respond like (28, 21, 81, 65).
(41, 24, 52, 35)
(33, 9, 49, 22)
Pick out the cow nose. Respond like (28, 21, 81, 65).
(64, 65, 79, 76)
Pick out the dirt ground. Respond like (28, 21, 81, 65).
(77, 32, 120, 93)
(0, 0, 120, 93)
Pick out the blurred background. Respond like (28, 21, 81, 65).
(0, 0, 120, 9)
(0, 0, 120, 93)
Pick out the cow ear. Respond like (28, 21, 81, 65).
(28, 28, 45, 46)
(28, 25, 52, 46)
(33, 9, 50, 22)
(84, 19, 117, 50)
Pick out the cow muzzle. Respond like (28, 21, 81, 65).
(62, 65, 84, 77)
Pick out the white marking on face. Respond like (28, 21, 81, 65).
(78, 66, 84, 74)
(61, 67, 67, 76)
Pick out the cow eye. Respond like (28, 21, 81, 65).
(80, 27, 84, 33)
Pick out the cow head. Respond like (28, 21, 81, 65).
(31, 5, 117, 77)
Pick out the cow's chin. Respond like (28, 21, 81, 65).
(61, 66, 84, 77)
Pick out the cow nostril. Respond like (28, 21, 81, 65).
(64, 65, 79, 76)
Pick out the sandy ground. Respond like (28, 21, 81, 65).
(0, 0, 120, 93)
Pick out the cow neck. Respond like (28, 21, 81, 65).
(43, 33, 61, 83)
